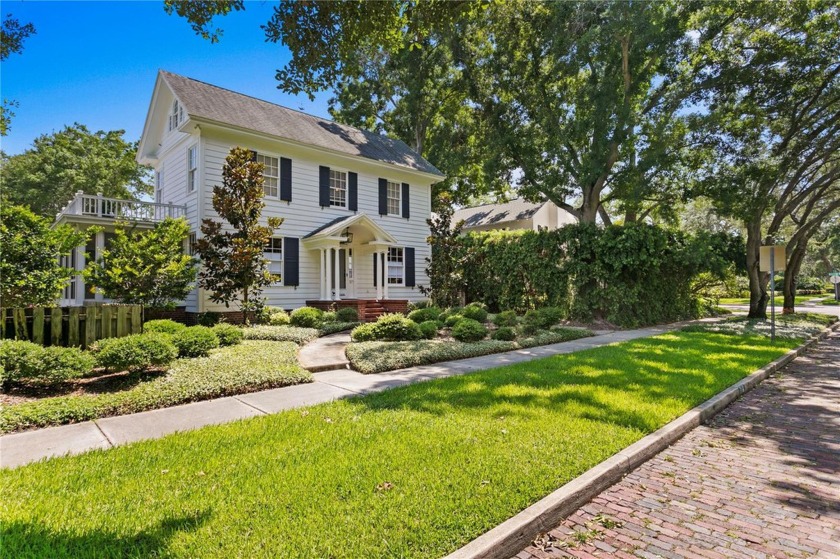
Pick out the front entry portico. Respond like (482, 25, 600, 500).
(302, 214, 400, 302)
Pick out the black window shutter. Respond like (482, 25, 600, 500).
(319, 166, 330, 207)
(284, 237, 299, 286)
(401, 183, 410, 219)
(348, 172, 358, 211)
(405, 247, 415, 287)
(378, 178, 388, 215)
(280, 157, 292, 202)
(373, 254, 378, 287)
(249, 150, 257, 162)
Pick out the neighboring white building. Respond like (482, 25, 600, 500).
(55, 71, 444, 321)
(453, 198, 577, 233)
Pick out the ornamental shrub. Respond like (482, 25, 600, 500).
(492, 327, 517, 341)
(350, 323, 377, 342)
(407, 300, 432, 311)
(452, 318, 488, 343)
(322, 311, 338, 323)
(212, 323, 244, 346)
(0, 340, 95, 386)
(195, 312, 221, 326)
(523, 307, 564, 333)
(493, 310, 519, 327)
(171, 326, 220, 358)
(460, 303, 488, 323)
(418, 320, 439, 339)
(290, 307, 323, 328)
(336, 307, 359, 322)
(438, 307, 462, 322)
(444, 314, 465, 328)
(369, 314, 422, 341)
(144, 319, 187, 335)
(266, 307, 291, 326)
(407, 306, 442, 323)
(94, 333, 178, 372)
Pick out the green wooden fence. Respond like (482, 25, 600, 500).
(0, 305, 143, 348)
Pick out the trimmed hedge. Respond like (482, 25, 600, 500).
(350, 314, 422, 342)
(0, 341, 311, 433)
(451, 318, 488, 342)
(460, 303, 488, 323)
(212, 323, 244, 346)
(290, 307, 324, 328)
(336, 307, 359, 322)
(244, 326, 320, 345)
(171, 326, 219, 358)
(144, 319, 187, 335)
(418, 320, 439, 339)
(0, 340, 95, 386)
(492, 327, 517, 341)
(93, 333, 178, 372)
(407, 307, 442, 323)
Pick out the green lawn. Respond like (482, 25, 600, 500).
(0, 341, 311, 433)
(718, 295, 820, 305)
(0, 331, 798, 558)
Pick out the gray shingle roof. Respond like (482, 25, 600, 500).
(160, 71, 443, 177)
(453, 198, 546, 228)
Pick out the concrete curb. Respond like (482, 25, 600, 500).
(443, 322, 839, 559)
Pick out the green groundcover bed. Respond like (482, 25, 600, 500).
(0, 341, 311, 433)
(0, 330, 800, 558)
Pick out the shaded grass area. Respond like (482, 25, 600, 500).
(347, 328, 594, 374)
(718, 295, 820, 305)
(683, 312, 836, 339)
(0, 331, 798, 558)
(0, 341, 311, 433)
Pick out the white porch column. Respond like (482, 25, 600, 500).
(94, 231, 105, 302)
(319, 249, 326, 300)
(382, 251, 389, 300)
(75, 244, 86, 305)
(376, 249, 383, 300)
(325, 248, 332, 301)
(333, 247, 341, 301)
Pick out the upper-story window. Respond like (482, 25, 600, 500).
(329, 170, 347, 208)
(387, 181, 401, 215)
(256, 154, 279, 197)
(187, 146, 198, 192)
(155, 170, 163, 204)
(264, 237, 283, 284)
(168, 99, 184, 131)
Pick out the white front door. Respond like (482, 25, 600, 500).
(341, 248, 355, 298)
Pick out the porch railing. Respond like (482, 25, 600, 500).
(57, 191, 187, 222)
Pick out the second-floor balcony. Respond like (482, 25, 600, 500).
(56, 191, 187, 224)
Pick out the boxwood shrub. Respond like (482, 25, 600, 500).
(212, 323, 244, 346)
(336, 307, 359, 322)
(93, 333, 178, 372)
(265, 307, 291, 326)
(444, 314, 464, 328)
(418, 320, 439, 340)
(407, 306, 442, 323)
(171, 326, 220, 358)
(460, 303, 488, 323)
(144, 319, 187, 335)
(493, 310, 519, 327)
(452, 318, 488, 342)
(350, 323, 377, 342)
(350, 314, 422, 342)
(322, 311, 338, 323)
(492, 326, 517, 341)
(290, 307, 324, 328)
(0, 340, 96, 386)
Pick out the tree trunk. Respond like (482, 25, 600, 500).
(782, 238, 808, 314)
(745, 222, 768, 319)
(580, 188, 600, 223)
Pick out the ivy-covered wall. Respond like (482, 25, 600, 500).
(454, 223, 737, 327)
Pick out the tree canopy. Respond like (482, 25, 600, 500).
(1, 124, 152, 217)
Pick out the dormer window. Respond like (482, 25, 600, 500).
(168, 99, 184, 131)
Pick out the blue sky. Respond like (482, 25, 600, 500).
(1, 0, 334, 155)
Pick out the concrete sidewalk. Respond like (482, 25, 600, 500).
(0, 321, 707, 470)
(298, 332, 351, 372)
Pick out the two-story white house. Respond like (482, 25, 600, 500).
(54, 71, 443, 321)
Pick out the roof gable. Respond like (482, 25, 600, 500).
(157, 71, 443, 177)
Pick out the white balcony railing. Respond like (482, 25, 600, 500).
(57, 191, 187, 223)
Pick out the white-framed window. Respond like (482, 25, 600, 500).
(155, 170, 163, 204)
(256, 154, 279, 197)
(188, 233, 197, 256)
(187, 145, 198, 192)
(264, 237, 283, 284)
(329, 169, 347, 208)
(387, 247, 404, 285)
(387, 181, 401, 215)
(168, 99, 184, 131)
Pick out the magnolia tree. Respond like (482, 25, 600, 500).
(194, 147, 282, 321)
(83, 218, 197, 309)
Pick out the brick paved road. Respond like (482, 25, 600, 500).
(515, 331, 840, 559)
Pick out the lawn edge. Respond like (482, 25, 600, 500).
(443, 321, 840, 559)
